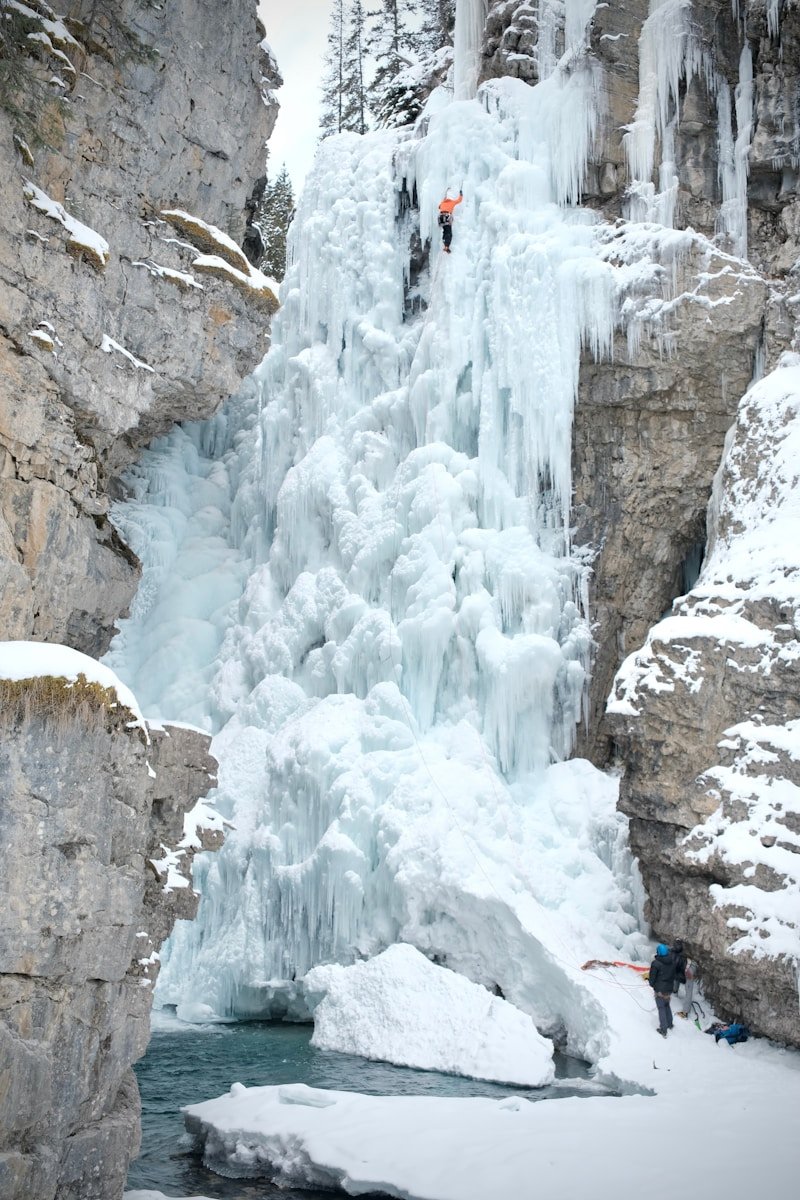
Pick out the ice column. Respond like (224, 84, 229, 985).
(717, 44, 753, 258)
(454, 0, 488, 100)
(565, 0, 598, 53)
(623, 0, 714, 224)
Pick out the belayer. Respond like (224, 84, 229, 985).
(438, 189, 463, 253)
(649, 943, 676, 1038)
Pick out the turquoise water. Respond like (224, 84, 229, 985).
(128, 1018, 595, 1198)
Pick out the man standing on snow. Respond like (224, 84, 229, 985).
(438, 189, 463, 253)
(649, 943, 676, 1037)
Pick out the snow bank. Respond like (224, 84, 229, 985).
(0, 640, 145, 729)
(125, 1193, 213, 1200)
(305, 943, 555, 1086)
(181, 1021, 800, 1200)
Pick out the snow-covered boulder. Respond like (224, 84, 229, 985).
(304, 943, 555, 1086)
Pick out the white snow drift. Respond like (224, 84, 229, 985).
(305, 942, 555, 1086)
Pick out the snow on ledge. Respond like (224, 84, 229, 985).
(101, 334, 154, 373)
(304, 943, 555, 1086)
(0, 640, 146, 732)
(23, 181, 109, 269)
(608, 613, 773, 716)
(160, 208, 252, 274)
(191, 255, 279, 312)
(159, 209, 279, 312)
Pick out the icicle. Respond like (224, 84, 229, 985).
(537, 0, 562, 81)
(454, 0, 488, 101)
(564, 0, 597, 53)
(717, 44, 753, 258)
(623, 0, 721, 224)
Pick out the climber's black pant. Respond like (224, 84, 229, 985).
(442, 223, 452, 249)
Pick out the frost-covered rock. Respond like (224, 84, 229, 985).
(608, 357, 800, 1046)
(0, 644, 220, 1200)
(305, 943, 555, 1086)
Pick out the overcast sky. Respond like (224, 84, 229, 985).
(259, 0, 331, 194)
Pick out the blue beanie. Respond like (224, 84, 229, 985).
(657, 943, 669, 957)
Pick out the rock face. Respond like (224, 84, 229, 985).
(573, 241, 768, 761)
(478, 2, 800, 1031)
(0, 676, 220, 1200)
(0, 0, 279, 654)
(607, 357, 800, 1046)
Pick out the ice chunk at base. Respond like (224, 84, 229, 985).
(305, 942, 555, 1086)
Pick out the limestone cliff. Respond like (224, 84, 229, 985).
(607, 355, 800, 1046)
(480, 0, 800, 1041)
(0, 674, 220, 1199)
(0, 0, 279, 655)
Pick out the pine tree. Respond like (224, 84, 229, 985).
(366, 0, 412, 107)
(416, 0, 456, 55)
(342, 0, 369, 135)
(320, 0, 371, 138)
(320, 0, 348, 139)
(254, 164, 295, 281)
(367, 0, 455, 128)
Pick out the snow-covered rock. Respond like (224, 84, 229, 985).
(609, 357, 800, 1045)
(305, 943, 555, 1086)
(0, 651, 220, 1200)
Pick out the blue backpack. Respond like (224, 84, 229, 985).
(708, 1022, 750, 1045)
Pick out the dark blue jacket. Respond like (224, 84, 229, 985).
(649, 952, 676, 995)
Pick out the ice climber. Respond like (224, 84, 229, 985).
(438, 189, 463, 253)
(649, 943, 676, 1038)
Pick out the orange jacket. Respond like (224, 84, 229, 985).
(438, 194, 463, 216)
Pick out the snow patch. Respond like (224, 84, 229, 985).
(23, 181, 109, 268)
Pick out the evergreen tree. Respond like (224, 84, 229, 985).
(416, 0, 456, 56)
(342, 0, 369, 135)
(367, 0, 455, 128)
(366, 0, 414, 118)
(319, 0, 348, 138)
(253, 164, 295, 280)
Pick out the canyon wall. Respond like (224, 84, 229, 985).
(0, 0, 279, 655)
(0, 679, 219, 1199)
(0, 2, 276, 1193)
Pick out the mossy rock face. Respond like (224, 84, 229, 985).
(0, 673, 138, 735)
(160, 210, 251, 273)
(192, 256, 279, 315)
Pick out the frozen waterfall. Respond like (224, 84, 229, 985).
(453, 0, 487, 101)
(106, 1, 658, 1061)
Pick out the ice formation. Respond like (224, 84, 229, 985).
(105, 0, 761, 1068)
(453, 0, 487, 101)
(304, 943, 555, 1086)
